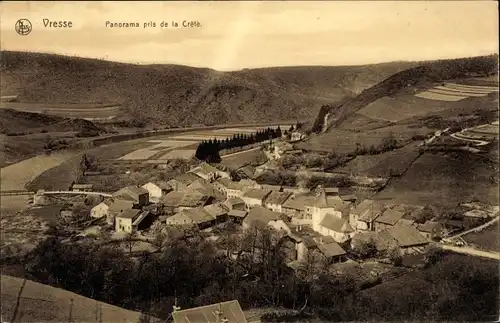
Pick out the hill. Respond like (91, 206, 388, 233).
(310, 54, 498, 133)
(1, 51, 418, 127)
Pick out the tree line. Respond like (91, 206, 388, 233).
(195, 127, 283, 162)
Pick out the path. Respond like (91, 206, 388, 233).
(447, 216, 499, 240)
(450, 133, 490, 146)
(439, 244, 500, 260)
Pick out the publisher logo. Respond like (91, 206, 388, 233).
(15, 19, 32, 36)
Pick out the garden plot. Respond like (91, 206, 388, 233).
(414, 91, 468, 102)
(118, 148, 160, 160)
(147, 140, 198, 150)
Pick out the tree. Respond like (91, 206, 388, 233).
(380, 132, 398, 152)
(354, 239, 378, 259)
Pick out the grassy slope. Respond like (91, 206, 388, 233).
(1, 51, 417, 127)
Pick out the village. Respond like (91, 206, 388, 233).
(24, 126, 499, 279)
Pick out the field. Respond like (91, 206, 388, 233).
(334, 142, 421, 177)
(220, 148, 267, 169)
(461, 224, 500, 252)
(0, 102, 121, 122)
(297, 125, 432, 154)
(374, 151, 498, 206)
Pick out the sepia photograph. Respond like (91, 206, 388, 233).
(0, 1, 498, 322)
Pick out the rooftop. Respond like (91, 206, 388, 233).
(72, 183, 93, 188)
(183, 208, 215, 224)
(245, 205, 282, 226)
(118, 208, 142, 220)
(283, 194, 317, 211)
(170, 173, 200, 185)
(351, 199, 374, 215)
(264, 191, 292, 206)
(224, 197, 246, 207)
(386, 225, 429, 247)
(108, 199, 135, 212)
(180, 192, 210, 207)
(228, 209, 248, 218)
(319, 214, 354, 233)
(172, 300, 247, 323)
(218, 178, 244, 191)
(358, 201, 385, 222)
(317, 242, 346, 258)
(417, 221, 443, 233)
(203, 203, 228, 218)
(189, 162, 220, 176)
(243, 189, 272, 201)
(160, 192, 185, 206)
(375, 209, 406, 226)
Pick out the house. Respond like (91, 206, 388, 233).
(417, 221, 444, 240)
(90, 199, 113, 219)
(238, 179, 261, 189)
(282, 194, 316, 220)
(188, 162, 230, 181)
(178, 192, 213, 211)
(107, 199, 135, 225)
(398, 213, 418, 227)
(228, 209, 248, 224)
(186, 178, 223, 200)
(260, 184, 283, 192)
(71, 183, 93, 192)
(215, 178, 245, 198)
(290, 131, 305, 142)
(241, 189, 272, 210)
(264, 191, 292, 213)
(271, 141, 295, 159)
(242, 205, 282, 230)
(141, 181, 172, 202)
(171, 300, 247, 323)
(339, 194, 357, 203)
(282, 186, 310, 195)
(203, 203, 229, 222)
(112, 186, 149, 206)
(166, 207, 217, 229)
(316, 213, 355, 243)
(374, 209, 406, 230)
(115, 209, 151, 233)
(350, 199, 385, 231)
(316, 238, 348, 264)
(160, 191, 185, 211)
(307, 187, 352, 232)
(167, 173, 200, 192)
(223, 197, 246, 211)
(385, 225, 430, 255)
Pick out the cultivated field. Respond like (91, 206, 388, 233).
(374, 152, 498, 206)
(0, 102, 121, 122)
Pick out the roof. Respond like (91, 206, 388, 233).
(180, 192, 210, 207)
(317, 242, 347, 258)
(217, 178, 244, 191)
(351, 199, 374, 215)
(188, 179, 219, 196)
(228, 209, 247, 218)
(183, 208, 215, 224)
(319, 214, 354, 233)
(237, 166, 255, 178)
(117, 208, 141, 220)
(264, 191, 292, 206)
(143, 181, 171, 190)
(108, 199, 135, 212)
(386, 225, 429, 247)
(244, 205, 282, 226)
(189, 162, 220, 176)
(169, 173, 199, 185)
(1, 274, 144, 323)
(160, 192, 185, 206)
(172, 300, 247, 323)
(283, 194, 317, 211)
(324, 187, 340, 195)
(243, 189, 272, 201)
(260, 184, 283, 191)
(203, 204, 228, 218)
(113, 186, 148, 200)
(224, 197, 246, 208)
(340, 194, 357, 202)
(357, 201, 385, 222)
(417, 221, 442, 233)
(375, 209, 406, 226)
(238, 179, 259, 188)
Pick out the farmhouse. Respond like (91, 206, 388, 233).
(188, 162, 230, 181)
(167, 173, 199, 192)
(178, 192, 213, 211)
(166, 207, 217, 229)
(71, 183, 94, 192)
(236, 165, 256, 179)
(228, 209, 248, 224)
(241, 189, 272, 210)
(260, 184, 283, 192)
(316, 237, 348, 264)
(316, 213, 355, 243)
(115, 209, 151, 234)
(307, 188, 352, 228)
(290, 131, 305, 142)
(215, 178, 245, 198)
(223, 197, 246, 211)
(160, 192, 185, 211)
(374, 209, 406, 231)
(264, 191, 292, 213)
(238, 179, 261, 189)
(271, 141, 295, 159)
(203, 203, 229, 222)
(141, 181, 172, 202)
(417, 221, 444, 240)
(90, 199, 113, 218)
(242, 205, 283, 230)
(107, 199, 135, 225)
(385, 225, 430, 255)
(350, 199, 385, 231)
(186, 179, 222, 199)
(282, 194, 316, 220)
(171, 300, 247, 323)
(113, 186, 149, 206)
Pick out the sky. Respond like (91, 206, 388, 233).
(0, 1, 498, 71)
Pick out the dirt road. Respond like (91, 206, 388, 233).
(439, 244, 500, 260)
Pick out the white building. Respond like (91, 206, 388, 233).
(241, 189, 272, 210)
(264, 191, 292, 213)
(90, 200, 112, 219)
(141, 181, 172, 203)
